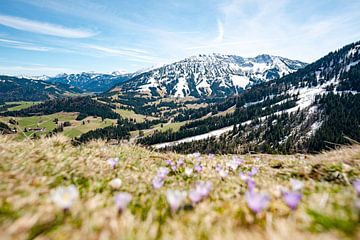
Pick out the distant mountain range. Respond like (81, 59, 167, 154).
(110, 54, 307, 98)
(0, 75, 82, 102)
(0, 54, 307, 100)
(46, 71, 136, 93)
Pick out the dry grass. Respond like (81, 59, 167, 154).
(0, 136, 359, 240)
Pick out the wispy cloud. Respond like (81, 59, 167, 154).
(0, 65, 78, 76)
(84, 44, 165, 64)
(0, 38, 52, 51)
(0, 14, 97, 38)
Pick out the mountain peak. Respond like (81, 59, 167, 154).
(113, 54, 307, 98)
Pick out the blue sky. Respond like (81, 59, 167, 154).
(0, 0, 360, 76)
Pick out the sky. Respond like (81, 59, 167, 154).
(0, 0, 360, 76)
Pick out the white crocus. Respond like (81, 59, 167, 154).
(227, 160, 239, 171)
(219, 169, 229, 178)
(166, 190, 187, 213)
(290, 179, 304, 191)
(109, 178, 122, 189)
(50, 185, 79, 210)
(184, 167, 193, 177)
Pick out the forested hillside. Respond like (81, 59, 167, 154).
(1, 96, 119, 120)
(0, 75, 82, 101)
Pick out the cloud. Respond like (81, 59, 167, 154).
(84, 44, 165, 64)
(0, 65, 77, 76)
(0, 14, 97, 38)
(0, 38, 52, 51)
(215, 19, 225, 43)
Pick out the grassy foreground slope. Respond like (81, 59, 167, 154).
(0, 136, 359, 239)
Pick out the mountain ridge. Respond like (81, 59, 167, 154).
(111, 53, 307, 98)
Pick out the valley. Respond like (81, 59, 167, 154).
(1, 1, 360, 239)
(1, 41, 360, 155)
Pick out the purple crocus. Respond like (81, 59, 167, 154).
(239, 172, 248, 181)
(157, 167, 170, 178)
(283, 191, 302, 210)
(171, 164, 178, 171)
(189, 181, 212, 204)
(215, 164, 222, 173)
(194, 164, 203, 173)
(196, 181, 212, 197)
(114, 192, 132, 213)
(248, 167, 258, 177)
(107, 157, 119, 169)
(208, 153, 215, 159)
(177, 158, 185, 167)
(165, 159, 173, 166)
(189, 189, 203, 204)
(246, 178, 256, 192)
(353, 179, 360, 195)
(245, 191, 270, 214)
(152, 176, 164, 189)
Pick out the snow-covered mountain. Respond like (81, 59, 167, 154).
(146, 41, 360, 153)
(113, 54, 307, 98)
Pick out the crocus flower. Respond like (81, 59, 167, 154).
(114, 192, 132, 213)
(189, 189, 203, 204)
(208, 153, 215, 159)
(248, 167, 258, 177)
(246, 178, 256, 192)
(227, 160, 239, 171)
(184, 167, 193, 177)
(177, 158, 185, 167)
(215, 164, 222, 173)
(290, 179, 304, 192)
(196, 181, 212, 197)
(50, 185, 79, 210)
(232, 156, 243, 165)
(171, 164, 178, 171)
(165, 159, 173, 166)
(193, 152, 201, 158)
(107, 157, 119, 169)
(353, 179, 360, 195)
(239, 172, 248, 181)
(245, 191, 270, 214)
(166, 190, 187, 213)
(152, 176, 164, 189)
(219, 169, 229, 179)
(109, 178, 122, 189)
(283, 191, 302, 210)
(157, 167, 170, 179)
(194, 164, 203, 173)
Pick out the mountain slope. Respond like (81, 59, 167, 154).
(47, 72, 137, 93)
(0, 75, 82, 102)
(139, 41, 360, 154)
(112, 54, 307, 98)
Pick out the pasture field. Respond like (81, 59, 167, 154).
(0, 113, 116, 139)
(4, 101, 42, 111)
